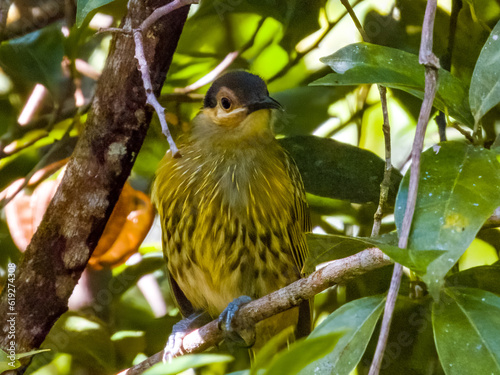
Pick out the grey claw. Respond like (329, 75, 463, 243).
(218, 295, 254, 347)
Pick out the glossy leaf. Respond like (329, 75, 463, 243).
(0, 25, 66, 100)
(76, 0, 116, 27)
(380, 247, 444, 276)
(273, 86, 351, 136)
(446, 265, 500, 295)
(251, 326, 295, 375)
(312, 43, 474, 126)
(279, 135, 402, 205)
(469, 19, 500, 124)
(299, 296, 385, 375)
(143, 354, 233, 375)
(261, 331, 344, 375)
(306, 233, 398, 272)
(305, 232, 443, 275)
(433, 287, 500, 374)
(458, 238, 499, 270)
(306, 234, 377, 271)
(0, 349, 51, 372)
(0, 349, 20, 371)
(34, 312, 116, 372)
(395, 142, 500, 298)
(463, 0, 500, 24)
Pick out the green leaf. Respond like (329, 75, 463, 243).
(433, 287, 500, 374)
(304, 233, 442, 276)
(142, 354, 233, 375)
(462, 0, 500, 30)
(299, 295, 386, 375)
(372, 230, 443, 275)
(1, 349, 51, 372)
(469, 19, 500, 124)
(306, 234, 376, 271)
(251, 326, 295, 374)
(76, 0, 116, 27)
(0, 348, 20, 371)
(0, 24, 66, 101)
(273, 86, 351, 136)
(380, 247, 445, 276)
(395, 142, 500, 298)
(305, 233, 398, 272)
(16, 349, 51, 360)
(312, 43, 474, 127)
(261, 331, 344, 375)
(279, 135, 402, 205)
(446, 265, 500, 295)
(37, 312, 116, 371)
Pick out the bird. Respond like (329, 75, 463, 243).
(151, 70, 311, 359)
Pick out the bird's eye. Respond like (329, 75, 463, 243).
(220, 97, 232, 110)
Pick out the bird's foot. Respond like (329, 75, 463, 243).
(163, 312, 210, 363)
(218, 295, 255, 347)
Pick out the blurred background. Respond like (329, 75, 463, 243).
(0, 0, 499, 374)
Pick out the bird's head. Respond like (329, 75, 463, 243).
(198, 71, 282, 133)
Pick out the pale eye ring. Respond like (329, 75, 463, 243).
(220, 97, 232, 110)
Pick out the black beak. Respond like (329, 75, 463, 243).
(247, 96, 283, 113)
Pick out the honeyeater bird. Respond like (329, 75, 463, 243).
(151, 71, 311, 357)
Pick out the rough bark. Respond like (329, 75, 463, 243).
(0, 0, 189, 371)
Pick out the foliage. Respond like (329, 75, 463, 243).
(0, 0, 499, 374)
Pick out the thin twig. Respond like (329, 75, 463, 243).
(133, 29, 180, 156)
(451, 121, 474, 143)
(140, 0, 199, 33)
(371, 86, 392, 237)
(132, 0, 199, 157)
(339, 0, 370, 42)
(1, 132, 48, 157)
(369, 1, 440, 374)
(266, 0, 364, 85)
(118, 248, 393, 375)
(0, 103, 90, 160)
(18, 84, 48, 125)
(0, 121, 76, 210)
(96, 27, 129, 35)
(1, 104, 63, 159)
(75, 59, 102, 81)
(339, 0, 394, 236)
(175, 51, 239, 94)
(435, 0, 462, 142)
(175, 17, 266, 94)
(97, 1, 199, 155)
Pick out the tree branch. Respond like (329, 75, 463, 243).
(119, 248, 393, 375)
(1, 0, 65, 42)
(369, 1, 440, 374)
(0, 0, 190, 372)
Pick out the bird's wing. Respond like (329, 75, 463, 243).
(168, 272, 195, 317)
(283, 150, 311, 276)
(283, 150, 313, 337)
(152, 151, 195, 318)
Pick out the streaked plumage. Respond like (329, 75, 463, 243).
(152, 71, 311, 351)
